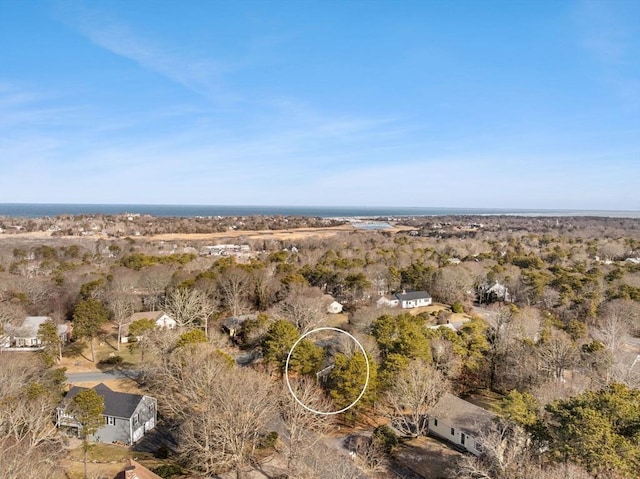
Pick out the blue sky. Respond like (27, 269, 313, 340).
(0, 0, 638, 210)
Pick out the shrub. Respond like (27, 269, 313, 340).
(98, 355, 124, 366)
(154, 446, 170, 459)
(257, 431, 278, 449)
(152, 464, 183, 478)
(451, 302, 464, 313)
(373, 425, 398, 453)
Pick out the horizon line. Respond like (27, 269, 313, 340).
(1, 202, 639, 213)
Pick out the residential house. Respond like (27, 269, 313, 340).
(376, 290, 432, 309)
(221, 313, 257, 338)
(477, 281, 511, 304)
(56, 383, 157, 445)
(121, 311, 176, 343)
(427, 393, 497, 456)
(1, 316, 69, 350)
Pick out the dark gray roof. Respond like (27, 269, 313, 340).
(429, 393, 497, 437)
(393, 290, 431, 301)
(221, 314, 256, 330)
(63, 383, 146, 419)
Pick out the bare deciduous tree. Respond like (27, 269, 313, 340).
(591, 299, 639, 352)
(0, 301, 25, 346)
(251, 266, 280, 311)
(104, 275, 137, 350)
(0, 357, 63, 479)
(279, 286, 325, 333)
(140, 264, 175, 310)
(432, 266, 474, 305)
(386, 359, 448, 437)
(454, 420, 529, 479)
(163, 287, 216, 335)
(144, 345, 277, 479)
(217, 268, 252, 317)
(280, 377, 334, 476)
(538, 329, 579, 381)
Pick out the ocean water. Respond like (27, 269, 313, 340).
(0, 203, 638, 219)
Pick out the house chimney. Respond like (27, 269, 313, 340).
(124, 465, 138, 479)
(401, 289, 406, 295)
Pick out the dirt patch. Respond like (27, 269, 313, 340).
(61, 445, 165, 479)
(394, 436, 462, 479)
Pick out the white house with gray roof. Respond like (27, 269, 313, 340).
(377, 290, 432, 309)
(56, 383, 157, 444)
(427, 393, 497, 455)
(1, 316, 69, 350)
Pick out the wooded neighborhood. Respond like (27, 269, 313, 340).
(0, 214, 639, 479)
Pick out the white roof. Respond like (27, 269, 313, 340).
(13, 316, 66, 338)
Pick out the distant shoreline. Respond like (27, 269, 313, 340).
(1, 203, 638, 219)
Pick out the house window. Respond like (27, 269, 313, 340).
(105, 416, 116, 426)
(433, 418, 438, 427)
(450, 427, 455, 436)
(148, 403, 155, 414)
(461, 433, 466, 445)
(133, 414, 139, 426)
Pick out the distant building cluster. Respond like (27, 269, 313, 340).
(200, 244, 251, 257)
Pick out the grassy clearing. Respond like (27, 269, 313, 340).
(60, 329, 143, 374)
(322, 312, 349, 328)
(67, 443, 151, 462)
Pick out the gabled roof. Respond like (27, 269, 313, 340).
(393, 290, 431, 301)
(222, 314, 256, 330)
(429, 393, 497, 437)
(63, 383, 147, 419)
(11, 316, 67, 338)
(126, 311, 170, 324)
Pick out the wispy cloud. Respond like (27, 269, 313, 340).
(55, 3, 239, 106)
(574, 0, 640, 108)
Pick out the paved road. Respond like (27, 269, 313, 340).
(65, 369, 140, 383)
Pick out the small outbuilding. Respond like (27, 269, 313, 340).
(327, 301, 344, 314)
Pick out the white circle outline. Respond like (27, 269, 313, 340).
(285, 326, 370, 415)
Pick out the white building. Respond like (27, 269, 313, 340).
(1, 316, 69, 350)
(376, 290, 432, 309)
(428, 393, 497, 456)
(121, 311, 177, 343)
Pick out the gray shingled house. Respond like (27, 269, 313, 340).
(56, 383, 157, 444)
